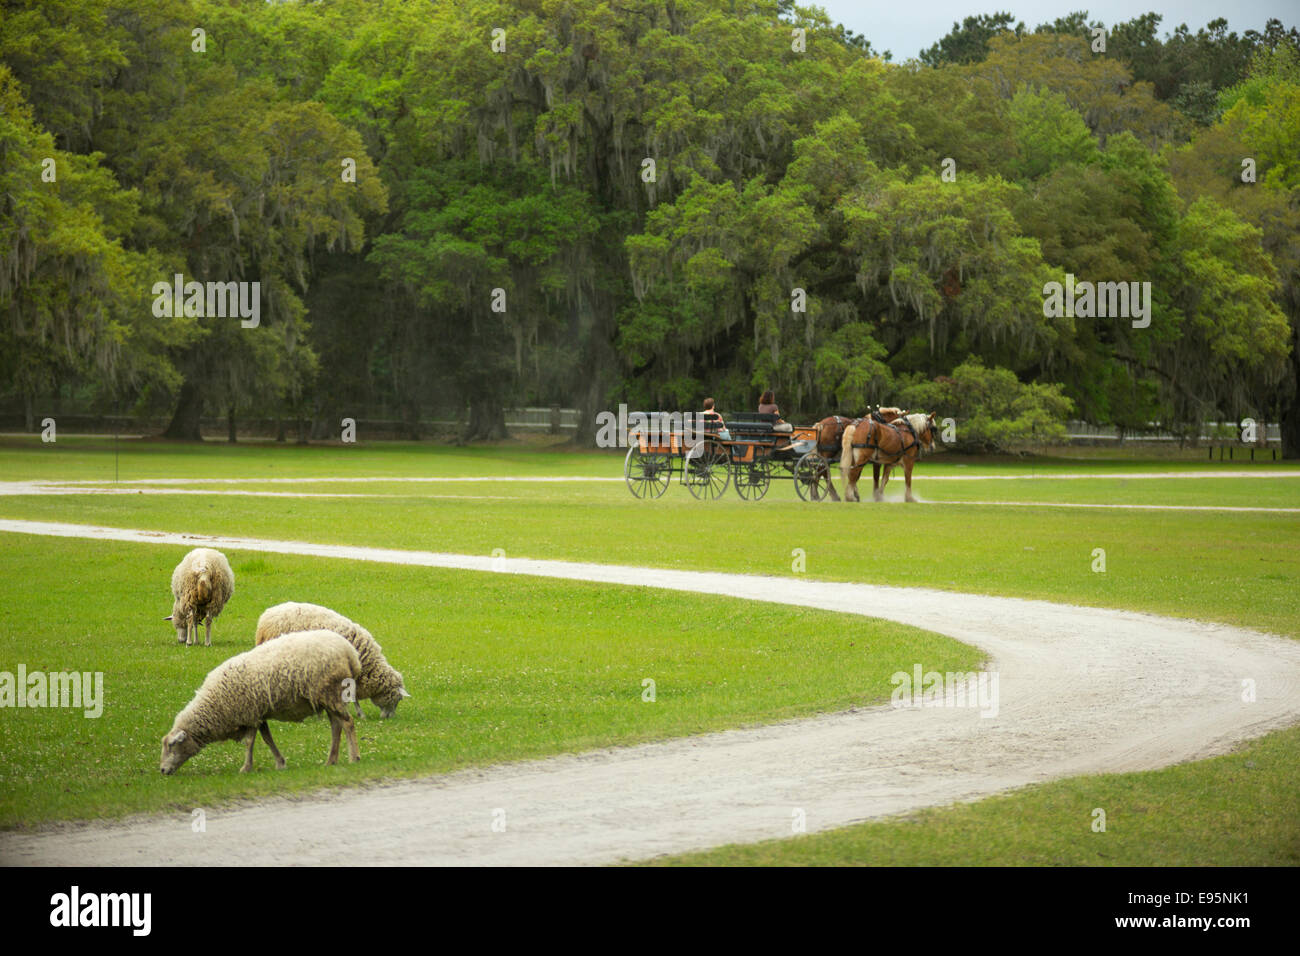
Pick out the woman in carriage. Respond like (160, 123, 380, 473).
(757, 389, 793, 433)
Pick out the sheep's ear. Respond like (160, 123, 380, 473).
(172, 730, 187, 743)
(164, 615, 173, 621)
(400, 688, 412, 698)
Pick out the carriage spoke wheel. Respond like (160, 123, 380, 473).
(733, 458, 772, 500)
(685, 441, 730, 499)
(624, 446, 671, 499)
(795, 452, 832, 502)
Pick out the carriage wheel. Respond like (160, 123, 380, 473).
(733, 458, 772, 501)
(794, 452, 833, 502)
(685, 441, 730, 500)
(624, 446, 672, 499)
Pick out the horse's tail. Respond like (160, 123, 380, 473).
(840, 421, 857, 476)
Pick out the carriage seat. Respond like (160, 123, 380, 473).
(725, 413, 781, 440)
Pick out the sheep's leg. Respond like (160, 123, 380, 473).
(353, 699, 363, 720)
(186, 620, 195, 647)
(240, 729, 257, 773)
(342, 712, 360, 763)
(204, 616, 212, 647)
(258, 722, 286, 769)
(326, 714, 342, 765)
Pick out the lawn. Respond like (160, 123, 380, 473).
(1, 433, 1295, 481)
(1, 436, 1297, 864)
(2, 439, 1297, 636)
(0, 534, 977, 827)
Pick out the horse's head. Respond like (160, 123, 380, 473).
(906, 413, 936, 452)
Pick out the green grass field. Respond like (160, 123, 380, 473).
(2, 433, 1293, 476)
(1, 435, 1297, 862)
(3, 438, 1297, 636)
(0, 534, 978, 827)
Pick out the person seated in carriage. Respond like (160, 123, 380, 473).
(757, 390, 793, 433)
(700, 397, 730, 440)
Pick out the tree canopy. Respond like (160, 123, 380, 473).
(2, 2, 1298, 453)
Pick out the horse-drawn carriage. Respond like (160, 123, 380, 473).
(622, 408, 939, 503)
(622, 412, 837, 501)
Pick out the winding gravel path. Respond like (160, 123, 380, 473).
(2, 518, 1298, 866)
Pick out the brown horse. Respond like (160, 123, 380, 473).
(811, 408, 904, 501)
(840, 412, 938, 502)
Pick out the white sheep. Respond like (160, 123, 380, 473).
(254, 602, 410, 718)
(165, 548, 234, 646)
(159, 630, 362, 774)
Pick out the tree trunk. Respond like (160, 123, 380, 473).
(1284, 342, 1300, 459)
(404, 399, 422, 441)
(275, 417, 287, 442)
(23, 393, 33, 433)
(227, 404, 237, 443)
(1282, 400, 1300, 459)
(463, 398, 506, 441)
(311, 399, 330, 441)
(163, 380, 204, 440)
(570, 340, 614, 448)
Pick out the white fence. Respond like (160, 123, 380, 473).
(1064, 420, 1280, 443)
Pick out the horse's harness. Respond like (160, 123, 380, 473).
(851, 414, 919, 465)
(818, 415, 852, 455)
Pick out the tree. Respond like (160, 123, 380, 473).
(899, 358, 1073, 453)
(370, 162, 599, 439)
(973, 33, 1185, 146)
(1006, 85, 1100, 179)
(0, 67, 191, 428)
(1171, 48, 1300, 455)
(920, 13, 1023, 66)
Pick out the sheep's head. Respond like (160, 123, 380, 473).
(160, 729, 200, 774)
(375, 680, 411, 719)
(166, 602, 186, 642)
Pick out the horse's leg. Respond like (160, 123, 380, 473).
(822, 427, 841, 501)
(850, 461, 866, 502)
(839, 430, 858, 502)
(874, 463, 887, 502)
(904, 457, 917, 502)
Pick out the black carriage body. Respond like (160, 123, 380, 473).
(623, 412, 833, 501)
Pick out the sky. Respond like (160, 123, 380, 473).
(811, 2, 1297, 61)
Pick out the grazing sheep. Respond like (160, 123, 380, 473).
(165, 548, 234, 646)
(254, 602, 410, 719)
(159, 630, 362, 775)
